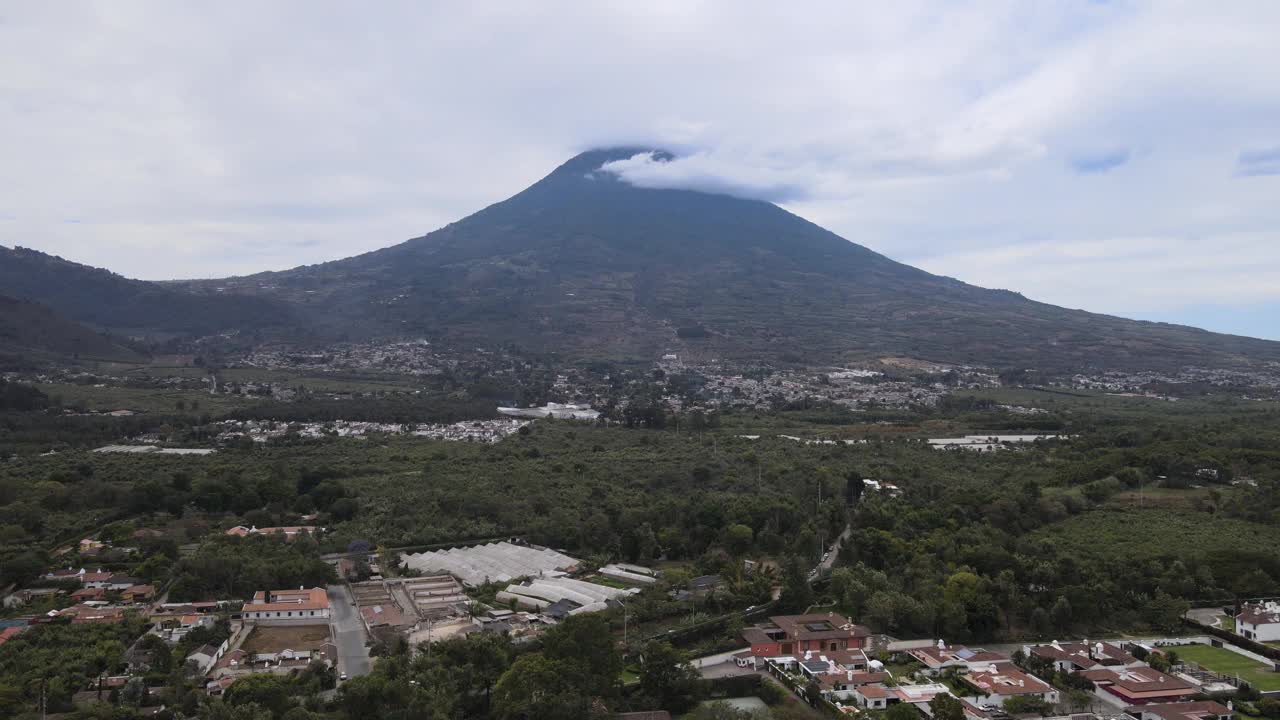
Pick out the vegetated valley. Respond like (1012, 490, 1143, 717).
(0, 353, 1278, 719)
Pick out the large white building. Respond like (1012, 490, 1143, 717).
(241, 588, 330, 625)
(1237, 601, 1280, 643)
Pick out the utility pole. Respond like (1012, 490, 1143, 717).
(817, 482, 823, 564)
(619, 598, 629, 650)
(426, 616, 434, 661)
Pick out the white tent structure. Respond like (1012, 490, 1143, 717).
(400, 542, 579, 587)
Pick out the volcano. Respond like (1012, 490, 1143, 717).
(4, 148, 1278, 371)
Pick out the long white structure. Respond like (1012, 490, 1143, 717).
(497, 403, 600, 420)
(927, 434, 1066, 452)
(599, 564, 658, 585)
(499, 575, 637, 614)
(400, 542, 579, 587)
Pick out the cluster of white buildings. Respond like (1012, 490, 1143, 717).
(926, 434, 1067, 452)
(1065, 366, 1280, 398)
(242, 340, 454, 376)
(399, 543, 655, 621)
(93, 445, 215, 455)
(214, 418, 527, 444)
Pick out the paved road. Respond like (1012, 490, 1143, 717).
(810, 524, 852, 580)
(327, 585, 372, 679)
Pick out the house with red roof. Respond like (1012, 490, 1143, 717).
(908, 641, 1012, 675)
(1081, 666, 1196, 705)
(225, 525, 319, 541)
(1128, 701, 1235, 720)
(741, 612, 872, 660)
(962, 666, 1059, 708)
(1236, 601, 1280, 643)
(0, 626, 28, 646)
(1025, 640, 1143, 671)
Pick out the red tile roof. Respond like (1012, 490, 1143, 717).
(910, 644, 1010, 667)
(1130, 701, 1235, 720)
(963, 667, 1054, 696)
(1237, 603, 1280, 626)
(243, 587, 329, 613)
(1083, 667, 1194, 700)
(1028, 641, 1139, 667)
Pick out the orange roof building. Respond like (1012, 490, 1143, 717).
(242, 588, 330, 625)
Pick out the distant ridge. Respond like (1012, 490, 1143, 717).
(0, 294, 143, 362)
(0, 245, 298, 337)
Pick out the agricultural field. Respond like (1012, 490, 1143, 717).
(1175, 643, 1280, 692)
(1030, 509, 1280, 562)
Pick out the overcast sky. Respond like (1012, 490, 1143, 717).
(3, 2, 1279, 339)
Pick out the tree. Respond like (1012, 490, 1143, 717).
(637, 641, 702, 713)
(930, 692, 966, 720)
(777, 556, 814, 613)
(430, 633, 512, 715)
(493, 653, 588, 720)
(197, 700, 275, 720)
(1066, 688, 1094, 712)
(223, 674, 292, 717)
(724, 524, 754, 556)
(1050, 596, 1073, 633)
(1003, 696, 1054, 715)
(0, 683, 22, 717)
(0, 552, 45, 586)
(887, 701, 922, 720)
(1143, 591, 1189, 633)
(539, 614, 621, 703)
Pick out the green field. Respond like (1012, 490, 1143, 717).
(1175, 644, 1280, 691)
(34, 382, 252, 415)
(1031, 509, 1280, 561)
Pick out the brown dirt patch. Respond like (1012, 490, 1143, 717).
(240, 625, 331, 653)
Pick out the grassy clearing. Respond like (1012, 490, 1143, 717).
(1174, 644, 1280, 691)
(1105, 486, 1217, 512)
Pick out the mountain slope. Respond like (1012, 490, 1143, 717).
(208, 148, 1280, 371)
(0, 246, 300, 338)
(0, 294, 144, 362)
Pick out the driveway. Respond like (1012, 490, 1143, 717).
(328, 584, 372, 679)
(1186, 606, 1230, 627)
(700, 660, 757, 679)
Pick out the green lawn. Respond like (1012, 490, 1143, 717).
(1174, 644, 1280, 691)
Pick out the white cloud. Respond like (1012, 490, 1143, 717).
(1, 1, 1279, 336)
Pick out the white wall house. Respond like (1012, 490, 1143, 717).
(1237, 602, 1280, 643)
(242, 588, 331, 626)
